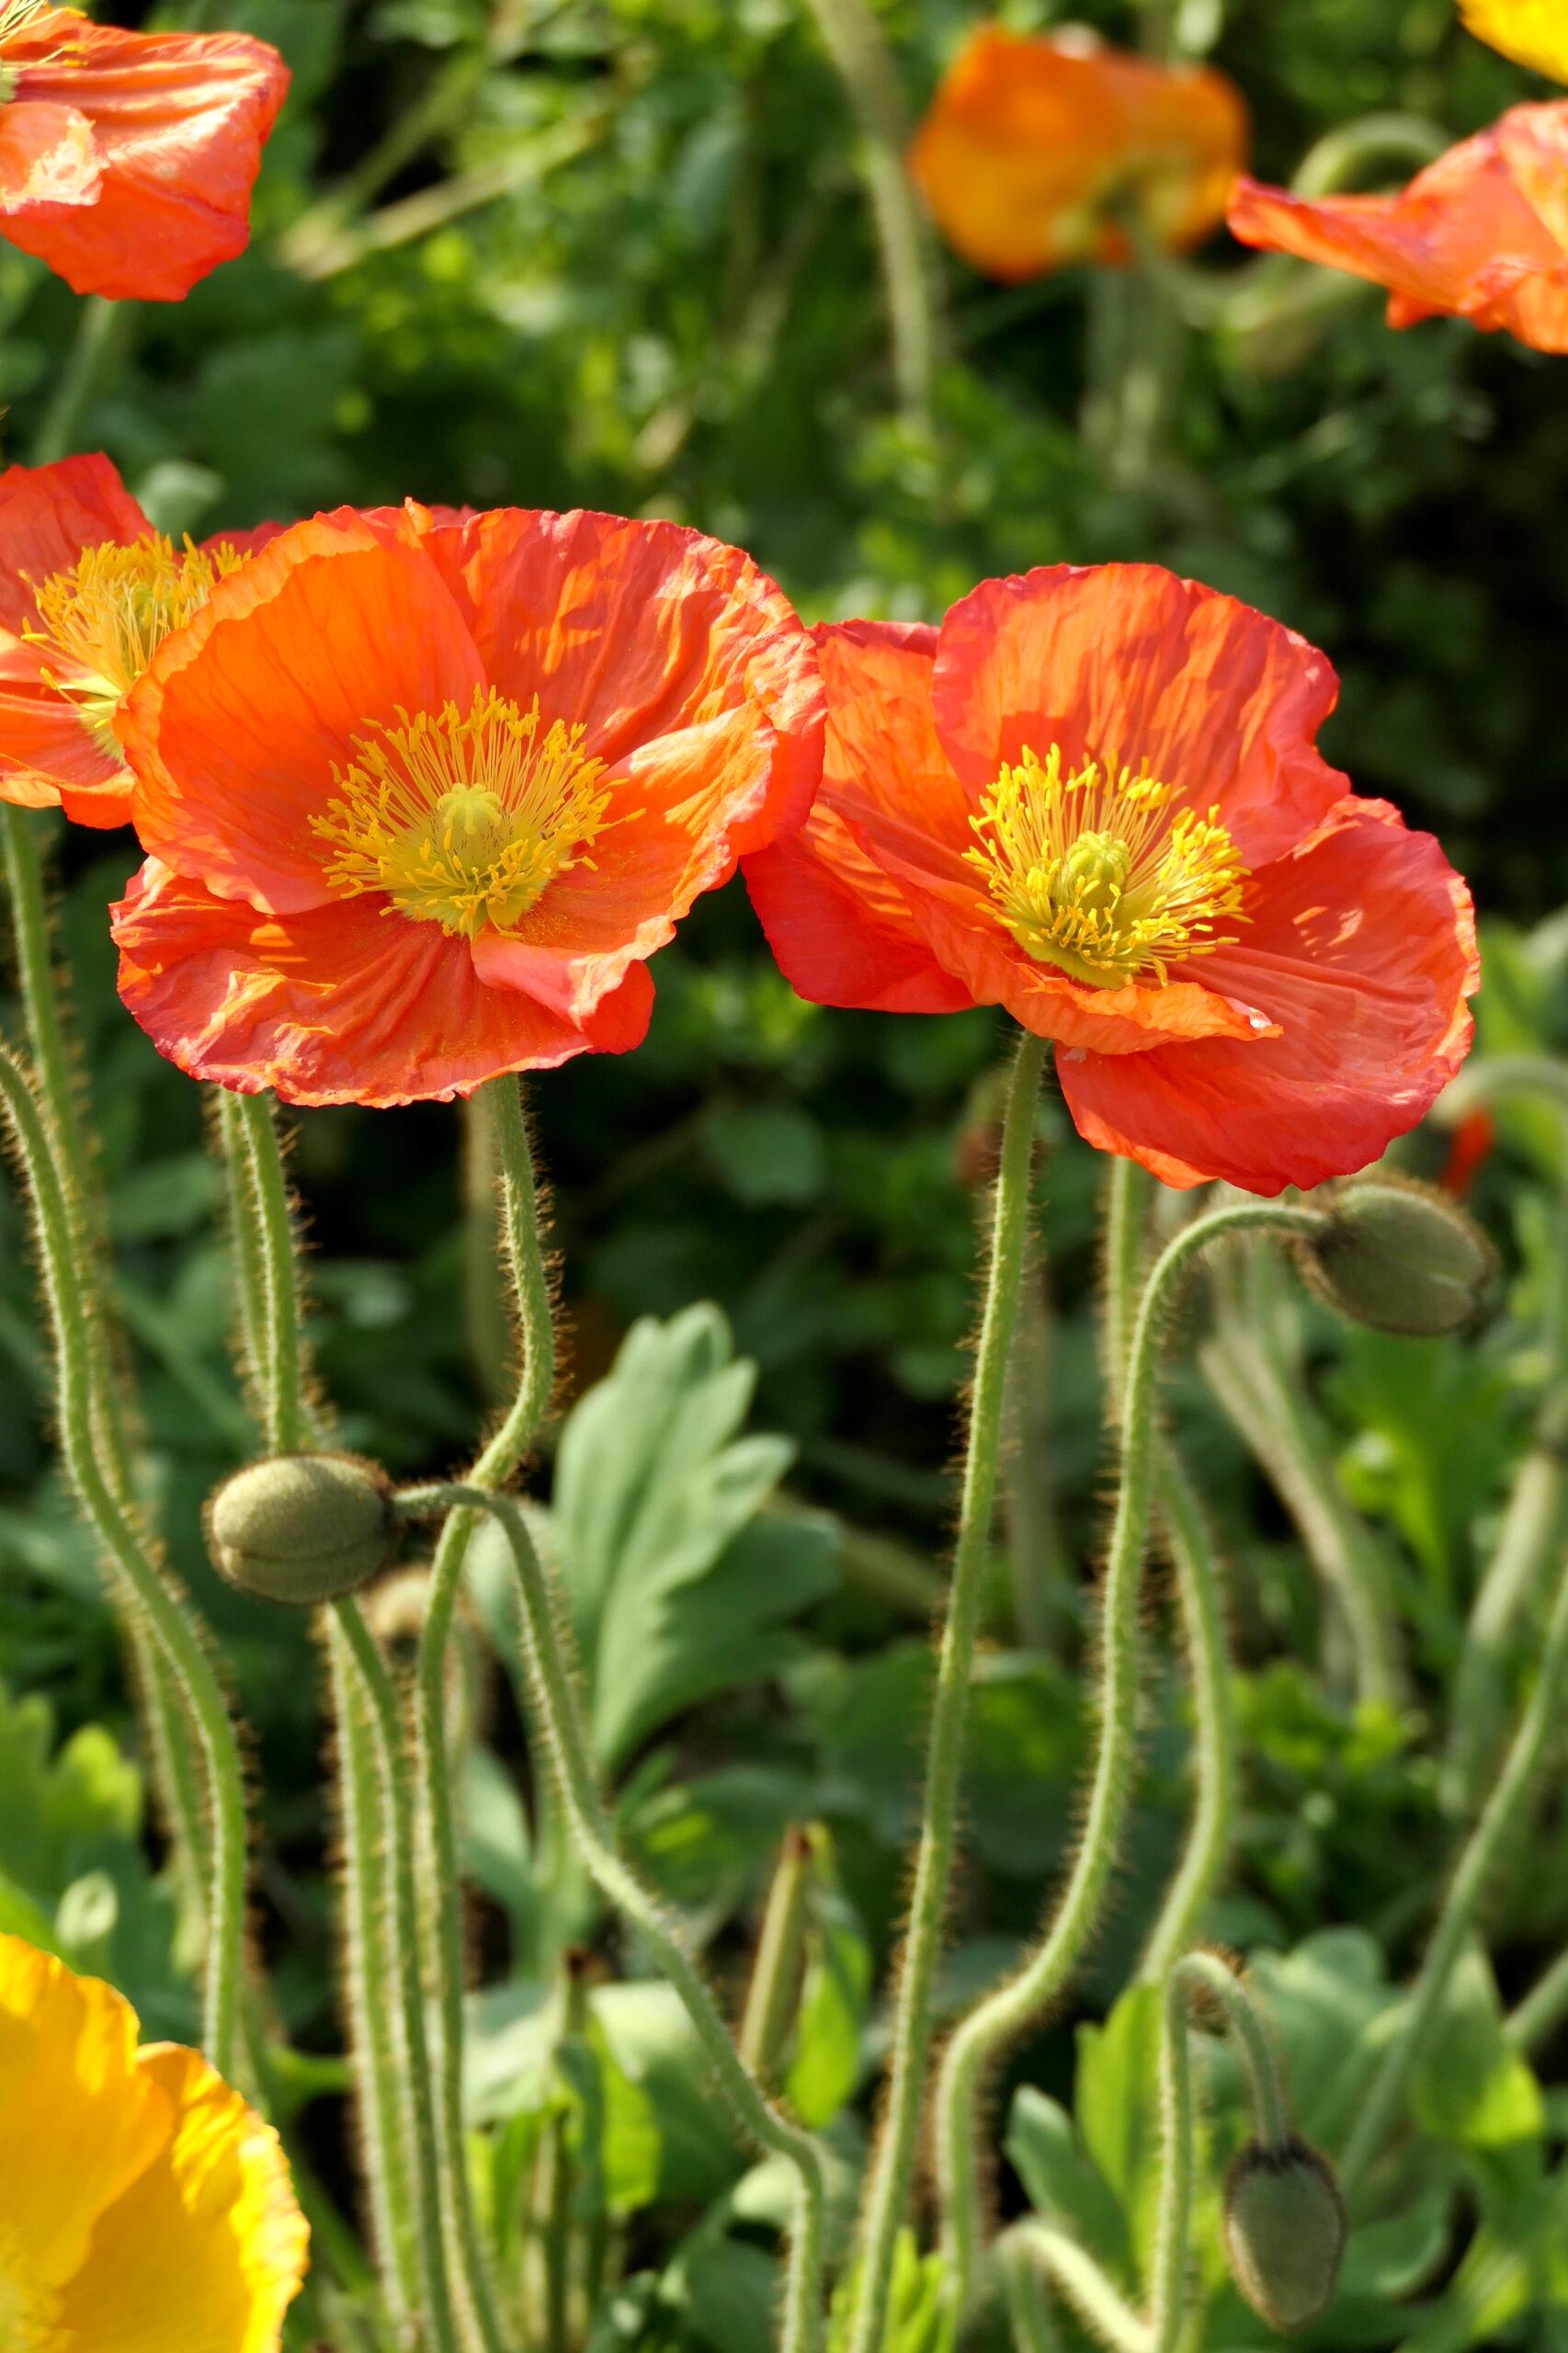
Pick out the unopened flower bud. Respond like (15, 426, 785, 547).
(206, 1452, 396, 1605)
(1299, 1174, 1497, 1337)
(1223, 2137, 1346, 2332)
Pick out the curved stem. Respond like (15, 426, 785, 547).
(1506, 1942, 1568, 2058)
(396, 1480, 830, 2353)
(1151, 1955, 1287, 2353)
(935, 1199, 1324, 2322)
(1339, 1545, 1568, 2203)
(0, 1048, 247, 2075)
(1291, 113, 1449, 198)
(1139, 1449, 1237, 1982)
(415, 1075, 555, 2353)
(845, 1028, 1046, 2353)
(1009, 2224, 1152, 2353)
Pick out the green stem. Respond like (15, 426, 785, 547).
(1151, 1955, 1287, 2353)
(30, 296, 130, 467)
(1290, 113, 1450, 199)
(221, 1093, 464, 2353)
(1010, 2225, 1152, 2353)
(1000, 2232, 1061, 2353)
(1100, 1156, 1148, 1407)
(1139, 1448, 1237, 1982)
(935, 1199, 1324, 2323)
(845, 1029, 1046, 2353)
(1506, 1943, 1568, 2057)
(3, 805, 213, 1938)
(801, 0, 940, 426)
(0, 1048, 247, 2075)
(1339, 1546, 1568, 2204)
(416, 1074, 556, 2353)
(396, 1480, 830, 2353)
(740, 1825, 815, 2089)
(1004, 1257, 1073, 1651)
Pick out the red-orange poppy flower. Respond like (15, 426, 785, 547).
(0, 454, 284, 830)
(910, 26, 1248, 281)
(0, 3, 288, 301)
(111, 505, 824, 1107)
(744, 567, 1478, 1196)
(1228, 102, 1568, 352)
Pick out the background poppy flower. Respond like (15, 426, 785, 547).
(744, 566, 1477, 1196)
(112, 504, 824, 1108)
(1228, 102, 1568, 352)
(909, 25, 1248, 281)
(0, 1931, 308, 2350)
(1461, 0, 1568, 82)
(0, 454, 281, 830)
(0, 3, 289, 302)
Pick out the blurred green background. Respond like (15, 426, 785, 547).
(6, 6, 1568, 2344)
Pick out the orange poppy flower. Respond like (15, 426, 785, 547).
(909, 26, 1248, 281)
(0, 3, 288, 301)
(744, 567, 1478, 1196)
(0, 454, 283, 830)
(1228, 102, 1568, 352)
(111, 504, 824, 1107)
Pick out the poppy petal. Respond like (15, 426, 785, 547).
(0, 636, 128, 822)
(123, 510, 487, 915)
(0, 452, 147, 636)
(1462, 0, 1568, 80)
(930, 564, 1348, 868)
(418, 506, 824, 858)
(744, 619, 972, 1013)
(113, 858, 653, 1108)
(0, 96, 98, 218)
(1057, 798, 1478, 1192)
(5, 15, 289, 301)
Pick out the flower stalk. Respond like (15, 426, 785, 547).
(935, 1191, 1325, 2321)
(843, 1026, 1046, 2353)
(395, 1479, 830, 2353)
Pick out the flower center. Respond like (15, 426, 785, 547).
(0, 2226, 60, 2353)
(311, 686, 619, 939)
(964, 744, 1248, 988)
(27, 533, 245, 762)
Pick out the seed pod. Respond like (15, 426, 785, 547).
(206, 1452, 396, 1605)
(1299, 1173, 1497, 1337)
(1223, 2137, 1346, 2332)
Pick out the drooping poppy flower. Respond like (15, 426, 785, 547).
(111, 504, 824, 1107)
(744, 567, 1477, 1197)
(1228, 102, 1568, 352)
(909, 26, 1248, 282)
(0, 454, 285, 829)
(1462, 0, 1568, 82)
(0, 3, 288, 301)
(0, 1932, 308, 2350)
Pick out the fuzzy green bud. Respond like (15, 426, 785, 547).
(206, 1452, 396, 1605)
(1299, 1174, 1497, 1337)
(1223, 2137, 1346, 2332)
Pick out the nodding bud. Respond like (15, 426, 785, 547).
(1299, 1174, 1497, 1338)
(1223, 2137, 1346, 2332)
(206, 1452, 397, 1605)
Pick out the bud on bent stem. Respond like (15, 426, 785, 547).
(1298, 1172, 1497, 1338)
(207, 1451, 398, 1605)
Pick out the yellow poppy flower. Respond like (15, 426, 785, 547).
(1461, 0, 1568, 81)
(0, 1933, 309, 2351)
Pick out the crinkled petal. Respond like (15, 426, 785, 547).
(418, 506, 824, 859)
(1057, 798, 1478, 1192)
(1227, 105, 1568, 354)
(122, 510, 486, 915)
(744, 620, 971, 1013)
(0, 635, 129, 822)
(5, 13, 289, 301)
(0, 1935, 166, 2291)
(931, 563, 1348, 868)
(52, 2041, 308, 2353)
(113, 858, 653, 1108)
(0, 96, 99, 218)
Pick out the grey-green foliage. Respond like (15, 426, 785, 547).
(469, 1302, 839, 1775)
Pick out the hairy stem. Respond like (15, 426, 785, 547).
(0, 1048, 248, 2073)
(935, 1198, 1324, 2322)
(1009, 2225, 1152, 2353)
(1340, 1544, 1568, 2203)
(397, 1480, 830, 2353)
(845, 1029, 1046, 2353)
(741, 1825, 815, 2089)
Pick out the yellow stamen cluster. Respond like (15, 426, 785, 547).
(964, 743, 1248, 988)
(312, 686, 620, 939)
(28, 532, 245, 761)
(0, 0, 54, 42)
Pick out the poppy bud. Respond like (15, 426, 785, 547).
(206, 1452, 397, 1605)
(1223, 2137, 1346, 2331)
(1299, 1174, 1497, 1338)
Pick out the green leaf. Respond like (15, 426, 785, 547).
(785, 1879, 871, 2130)
(1005, 2086, 1131, 2277)
(1410, 1943, 1546, 2153)
(556, 2012, 664, 2217)
(1075, 1984, 1168, 2281)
